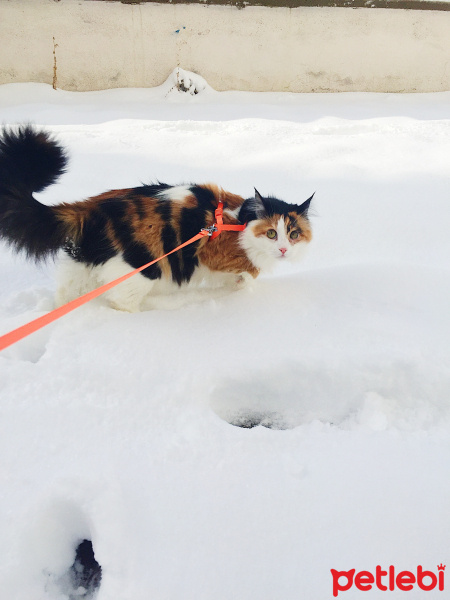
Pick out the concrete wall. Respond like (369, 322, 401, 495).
(1, 0, 449, 92)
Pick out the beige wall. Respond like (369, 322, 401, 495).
(0, 0, 449, 92)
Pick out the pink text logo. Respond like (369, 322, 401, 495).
(331, 565, 445, 597)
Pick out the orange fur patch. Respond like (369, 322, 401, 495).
(252, 217, 280, 237)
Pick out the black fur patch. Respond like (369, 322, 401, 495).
(238, 193, 313, 223)
(155, 200, 184, 285)
(0, 125, 67, 195)
(162, 223, 184, 285)
(0, 186, 64, 260)
(99, 199, 128, 244)
(260, 196, 294, 217)
(132, 196, 146, 221)
(70, 208, 117, 266)
(296, 193, 314, 216)
(0, 126, 68, 260)
(123, 242, 161, 280)
(179, 203, 207, 283)
(100, 199, 161, 279)
(137, 182, 171, 198)
(189, 185, 216, 210)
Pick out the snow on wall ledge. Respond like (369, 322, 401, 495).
(1, 0, 450, 92)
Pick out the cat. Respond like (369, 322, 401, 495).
(0, 125, 313, 311)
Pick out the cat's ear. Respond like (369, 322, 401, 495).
(297, 192, 315, 216)
(252, 188, 266, 218)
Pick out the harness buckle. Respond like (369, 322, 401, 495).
(201, 225, 218, 236)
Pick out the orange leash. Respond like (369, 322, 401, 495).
(0, 202, 246, 352)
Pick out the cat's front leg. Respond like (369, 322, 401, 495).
(209, 270, 254, 291)
(233, 271, 255, 290)
(98, 257, 156, 312)
(55, 255, 96, 307)
(106, 277, 155, 312)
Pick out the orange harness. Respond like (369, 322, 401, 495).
(208, 200, 247, 239)
(0, 201, 245, 352)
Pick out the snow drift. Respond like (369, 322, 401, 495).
(0, 75, 449, 600)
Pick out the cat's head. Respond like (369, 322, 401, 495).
(238, 189, 313, 271)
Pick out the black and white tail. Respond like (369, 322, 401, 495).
(0, 125, 69, 260)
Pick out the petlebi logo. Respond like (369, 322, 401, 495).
(330, 564, 445, 597)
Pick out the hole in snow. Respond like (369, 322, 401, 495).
(67, 539, 102, 599)
(211, 362, 450, 432)
(18, 499, 101, 599)
(210, 363, 356, 430)
(228, 411, 288, 430)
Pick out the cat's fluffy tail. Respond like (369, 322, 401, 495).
(0, 125, 69, 260)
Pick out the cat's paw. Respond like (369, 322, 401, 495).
(108, 299, 142, 313)
(233, 272, 254, 290)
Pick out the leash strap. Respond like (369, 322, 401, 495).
(0, 201, 246, 352)
(0, 231, 207, 352)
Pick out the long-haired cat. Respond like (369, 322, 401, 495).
(0, 126, 313, 311)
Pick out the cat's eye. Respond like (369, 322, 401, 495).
(290, 231, 300, 240)
(266, 229, 277, 240)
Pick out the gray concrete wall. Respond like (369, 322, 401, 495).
(96, 0, 450, 10)
(1, 0, 449, 92)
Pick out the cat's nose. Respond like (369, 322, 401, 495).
(279, 247, 287, 255)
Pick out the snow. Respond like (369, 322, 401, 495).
(1, 71, 450, 599)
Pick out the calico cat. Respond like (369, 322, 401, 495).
(0, 126, 313, 311)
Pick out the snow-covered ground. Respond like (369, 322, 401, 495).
(1, 71, 450, 600)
